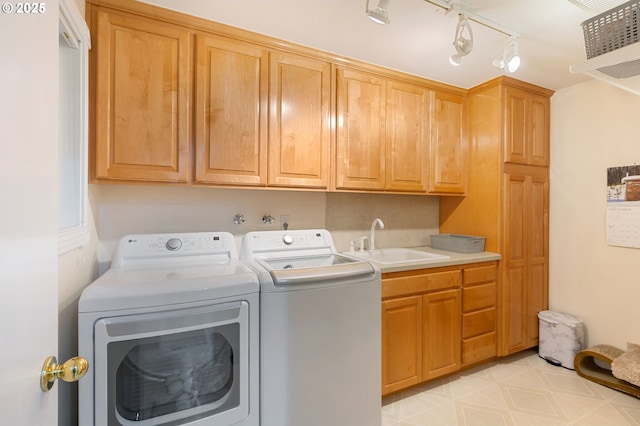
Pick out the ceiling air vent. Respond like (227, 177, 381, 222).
(598, 57, 640, 77)
(570, 0, 640, 94)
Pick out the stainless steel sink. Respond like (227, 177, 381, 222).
(346, 248, 450, 265)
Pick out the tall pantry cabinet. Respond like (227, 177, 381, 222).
(439, 76, 554, 356)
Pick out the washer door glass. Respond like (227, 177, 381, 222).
(113, 326, 235, 421)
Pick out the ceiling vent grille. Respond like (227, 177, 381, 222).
(597, 57, 640, 76)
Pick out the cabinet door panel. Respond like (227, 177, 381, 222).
(382, 296, 423, 395)
(526, 177, 549, 347)
(423, 289, 461, 380)
(268, 52, 330, 188)
(504, 87, 550, 166)
(504, 266, 525, 352)
(504, 88, 528, 165)
(385, 81, 429, 192)
(94, 11, 190, 182)
(194, 35, 268, 185)
(503, 172, 549, 354)
(429, 91, 466, 194)
(503, 174, 527, 353)
(336, 67, 386, 190)
(530, 95, 550, 166)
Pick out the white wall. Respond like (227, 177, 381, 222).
(96, 185, 327, 256)
(550, 79, 640, 349)
(94, 185, 440, 261)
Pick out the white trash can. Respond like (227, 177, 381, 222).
(538, 310, 585, 369)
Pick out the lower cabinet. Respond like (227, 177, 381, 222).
(462, 263, 498, 366)
(381, 261, 497, 396)
(423, 289, 461, 380)
(381, 296, 423, 395)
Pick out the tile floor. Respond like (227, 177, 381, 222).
(382, 349, 640, 425)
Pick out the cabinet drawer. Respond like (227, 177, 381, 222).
(462, 332, 496, 366)
(462, 283, 496, 312)
(383, 270, 461, 299)
(463, 264, 497, 286)
(462, 308, 496, 339)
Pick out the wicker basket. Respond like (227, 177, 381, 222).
(581, 0, 640, 59)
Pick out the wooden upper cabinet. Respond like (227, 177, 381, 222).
(504, 86, 550, 167)
(335, 67, 386, 191)
(268, 52, 331, 188)
(385, 81, 429, 192)
(428, 91, 466, 195)
(194, 34, 268, 186)
(93, 10, 191, 182)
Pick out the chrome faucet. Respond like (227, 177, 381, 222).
(370, 218, 385, 250)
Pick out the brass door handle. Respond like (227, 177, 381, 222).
(40, 355, 89, 392)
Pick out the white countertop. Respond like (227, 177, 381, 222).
(344, 246, 501, 274)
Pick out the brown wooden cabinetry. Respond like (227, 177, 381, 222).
(440, 76, 553, 356)
(335, 66, 466, 194)
(268, 52, 331, 188)
(194, 40, 332, 188)
(462, 262, 498, 365)
(422, 288, 461, 380)
(381, 296, 423, 395)
(88, 1, 467, 194)
(503, 169, 549, 353)
(504, 86, 550, 166)
(381, 266, 462, 396)
(428, 91, 466, 195)
(385, 80, 430, 192)
(91, 9, 191, 182)
(194, 34, 268, 186)
(335, 67, 387, 191)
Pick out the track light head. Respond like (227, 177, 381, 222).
(504, 39, 520, 72)
(449, 15, 473, 67)
(366, 0, 391, 25)
(493, 37, 520, 73)
(449, 53, 463, 66)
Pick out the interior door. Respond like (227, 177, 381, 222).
(0, 7, 59, 426)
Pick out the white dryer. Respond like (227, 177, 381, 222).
(78, 232, 259, 426)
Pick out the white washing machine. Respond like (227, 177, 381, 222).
(240, 229, 381, 426)
(78, 232, 259, 426)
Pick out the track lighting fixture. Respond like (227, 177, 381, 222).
(492, 37, 521, 73)
(449, 14, 473, 67)
(365, 0, 522, 71)
(366, 0, 390, 25)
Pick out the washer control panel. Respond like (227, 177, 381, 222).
(240, 229, 336, 259)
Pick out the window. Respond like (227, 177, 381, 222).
(58, 0, 90, 254)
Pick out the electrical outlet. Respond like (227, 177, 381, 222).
(280, 215, 290, 230)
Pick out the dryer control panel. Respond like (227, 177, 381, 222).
(113, 232, 238, 267)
